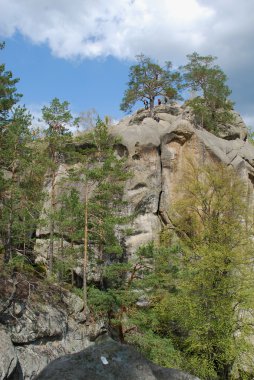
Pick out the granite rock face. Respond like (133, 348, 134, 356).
(34, 104, 253, 261)
(110, 105, 253, 255)
(35, 339, 200, 380)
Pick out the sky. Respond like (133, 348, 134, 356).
(0, 0, 254, 128)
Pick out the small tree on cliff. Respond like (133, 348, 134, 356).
(182, 52, 234, 132)
(120, 54, 182, 113)
(66, 118, 131, 317)
(41, 98, 77, 274)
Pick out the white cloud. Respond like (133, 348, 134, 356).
(1, 0, 254, 121)
(1, 0, 253, 68)
(0, 0, 214, 61)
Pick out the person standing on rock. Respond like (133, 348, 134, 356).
(143, 100, 149, 110)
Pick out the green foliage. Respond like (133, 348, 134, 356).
(0, 102, 47, 263)
(41, 98, 78, 274)
(70, 117, 131, 259)
(126, 329, 181, 369)
(0, 42, 22, 124)
(120, 54, 182, 112)
(7, 254, 35, 274)
(134, 162, 254, 379)
(112, 162, 254, 379)
(247, 127, 254, 144)
(182, 52, 234, 132)
(42, 97, 78, 136)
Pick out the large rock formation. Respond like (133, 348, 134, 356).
(34, 103, 254, 262)
(109, 104, 253, 256)
(35, 339, 200, 380)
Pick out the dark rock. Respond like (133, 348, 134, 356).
(0, 327, 18, 380)
(35, 339, 200, 380)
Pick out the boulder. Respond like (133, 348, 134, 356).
(216, 111, 248, 140)
(35, 339, 200, 380)
(0, 289, 104, 379)
(0, 327, 18, 380)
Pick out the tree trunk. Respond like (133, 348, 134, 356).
(48, 170, 56, 274)
(71, 239, 74, 286)
(4, 209, 13, 263)
(83, 183, 88, 318)
(149, 97, 154, 111)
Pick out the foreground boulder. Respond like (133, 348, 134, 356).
(35, 339, 200, 380)
(0, 328, 18, 380)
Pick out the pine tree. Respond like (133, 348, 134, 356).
(0, 107, 46, 264)
(182, 52, 234, 132)
(54, 188, 84, 283)
(0, 42, 22, 127)
(64, 117, 131, 317)
(41, 98, 77, 274)
(120, 54, 182, 113)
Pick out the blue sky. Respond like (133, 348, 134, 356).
(1, 0, 254, 127)
(1, 34, 131, 123)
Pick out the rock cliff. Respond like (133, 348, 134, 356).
(109, 104, 253, 256)
(34, 102, 254, 268)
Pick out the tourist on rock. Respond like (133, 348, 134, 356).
(143, 100, 149, 110)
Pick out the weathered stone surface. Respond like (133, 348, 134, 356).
(110, 105, 254, 253)
(0, 327, 17, 380)
(0, 289, 105, 379)
(35, 339, 200, 380)
(9, 304, 67, 344)
(35, 104, 254, 261)
(216, 111, 248, 140)
(15, 326, 94, 380)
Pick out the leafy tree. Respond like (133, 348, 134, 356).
(134, 162, 254, 379)
(182, 52, 234, 132)
(120, 54, 182, 113)
(116, 162, 254, 379)
(41, 97, 78, 135)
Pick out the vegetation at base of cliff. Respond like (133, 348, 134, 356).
(121, 162, 254, 380)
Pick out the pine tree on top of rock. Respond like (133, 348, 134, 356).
(120, 54, 182, 113)
(181, 52, 234, 133)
